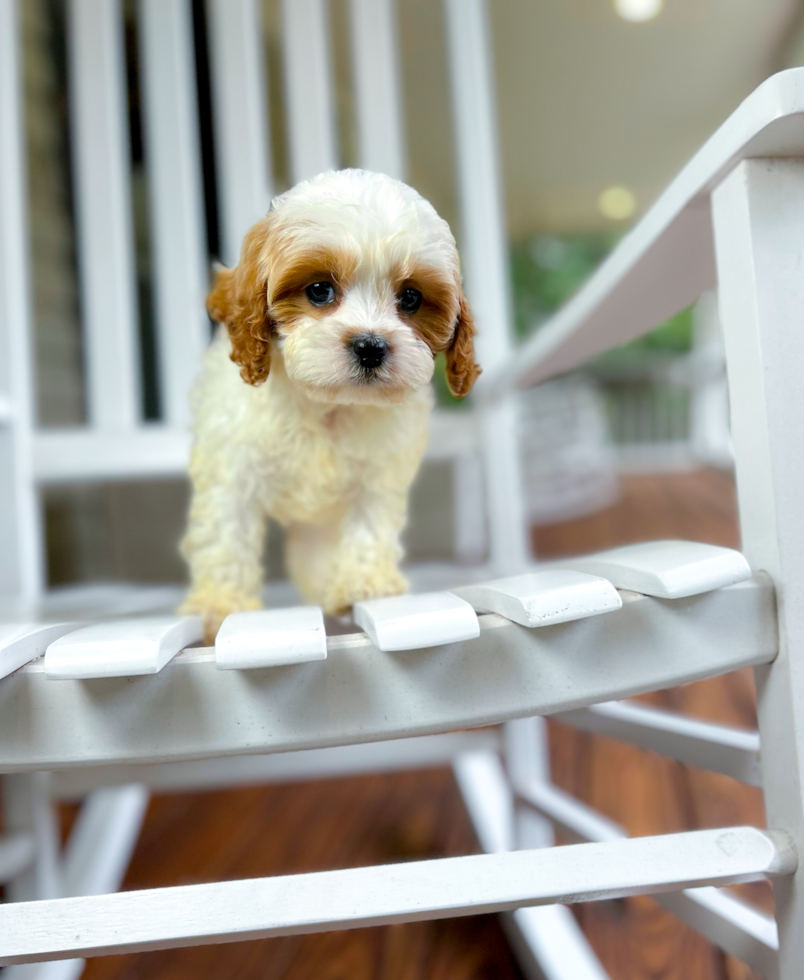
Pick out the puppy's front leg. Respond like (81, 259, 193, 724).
(180, 448, 267, 644)
(322, 488, 409, 616)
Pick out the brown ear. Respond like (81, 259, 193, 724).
(444, 291, 481, 398)
(207, 218, 273, 385)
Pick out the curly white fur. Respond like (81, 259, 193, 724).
(180, 170, 477, 640)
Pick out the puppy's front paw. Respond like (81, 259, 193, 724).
(322, 561, 408, 617)
(180, 590, 262, 645)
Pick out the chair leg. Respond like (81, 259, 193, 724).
(454, 721, 611, 980)
(1, 776, 149, 980)
(713, 157, 804, 980)
(2, 773, 61, 904)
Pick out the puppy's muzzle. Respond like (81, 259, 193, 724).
(350, 334, 388, 370)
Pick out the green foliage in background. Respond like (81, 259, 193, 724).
(510, 233, 694, 361)
(435, 231, 694, 407)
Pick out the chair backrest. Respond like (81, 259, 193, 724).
(0, 0, 529, 610)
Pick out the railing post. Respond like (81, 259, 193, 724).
(713, 157, 804, 980)
(443, 0, 530, 571)
(0, 0, 44, 611)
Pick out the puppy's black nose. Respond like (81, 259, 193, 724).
(351, 334, 388, 370)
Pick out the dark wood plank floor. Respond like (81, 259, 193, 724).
(81, 467, 767, 980)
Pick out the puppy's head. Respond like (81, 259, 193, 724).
(207, 170, 480, 405)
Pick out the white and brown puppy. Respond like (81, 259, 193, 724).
(181, 169, 480, 641)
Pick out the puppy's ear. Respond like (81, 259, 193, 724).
(207, 218, 273, 385)
(444, 290, 482, 398)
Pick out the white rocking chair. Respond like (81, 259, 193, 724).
(2, 2, 804, 979)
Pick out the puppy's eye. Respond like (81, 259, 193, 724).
(305, 281, 336, 306)
(398, 287, 423, 315)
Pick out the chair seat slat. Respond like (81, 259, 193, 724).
(452, 570, 622, 628)
(0, 623, 79, 680)
(353, 592, 480, 651)
(557, 540, 751, 599)
(215, 607, 327, 670)
(44, 616, 202, 680)
(0, 579, 776, 771)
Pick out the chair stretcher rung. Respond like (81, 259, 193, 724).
(0, 827, 793, 965)
(555, 700, 762, 786)
(0, 579, 776, 771)
(515, 775, 779, 975)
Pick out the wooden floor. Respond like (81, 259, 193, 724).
(80, 467, 767, 980)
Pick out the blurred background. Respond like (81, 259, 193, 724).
(27, 0, 801, 586)
(11, 0, 804, 976)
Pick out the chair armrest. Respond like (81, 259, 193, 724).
(482, 68, 804, 399)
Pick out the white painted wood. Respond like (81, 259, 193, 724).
(215, 606, 327, 670)
(3, 960, 85, 980)
(481, 68, 804, 396)
(52, 731, 501, 799)
(2, 773, 61, 903)
(503, 717, 558, 852)
(34, 427, 192, 483)
(0, 827, 793, 964)
(0, 0, 46, 607)
(452, 452, 488, 564)
(0, 623, 80, 681)
(516, 775, 779, 976)
(281, 0, 338, 182)
(557, 700, 762, 786)
(206, 0, 272, 267)
(454, 750, 611, 980)
(0, 834, 35, 886)
(44, 616, 202, 680)
(516, 779, 624, 846)
(503, 903, 613, 980)
(659, 888, 778, 980)
(561, 540, 751, 599)
(62, 786, 149, 898)
(353, 591, 479, 651)
(67, 0, 140, 428)
(0, 580, 775, 771)
(1, 786, 145, 980)
(348, 0, 405, 180)
(32, 410, 475, 485)
(452, 570, 622, 628)
(138, 0, 209, 426)
(453, 751, 515, 854)
(443, 0, 530, 571)
(713, 157, 804, 980)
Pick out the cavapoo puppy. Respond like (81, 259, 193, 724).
(181, 169, 481, 641)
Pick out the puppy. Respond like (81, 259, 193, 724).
(180, 169, 481, 641)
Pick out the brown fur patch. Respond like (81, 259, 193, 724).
(391, 261, 480, 397)
(392, 262, 459, 353)
(268, 243, 361, 332)
(444, 292, 481, 397)
(268, 244, 358, 307)
(207, 217, 273, 386)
